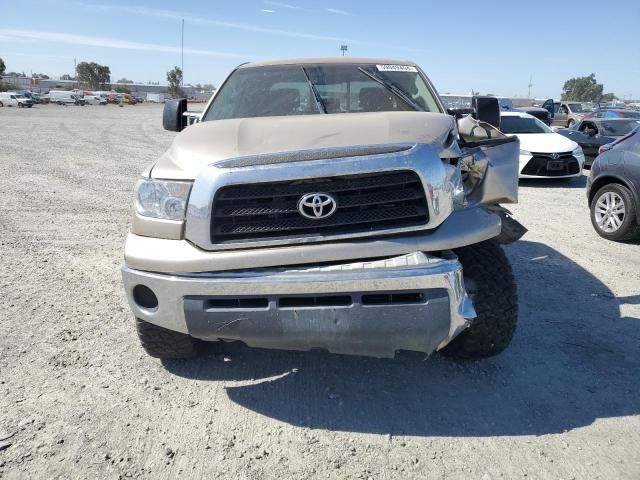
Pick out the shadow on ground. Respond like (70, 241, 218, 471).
(164, 240, 640, 437)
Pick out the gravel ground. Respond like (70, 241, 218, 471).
(1, 104, 639, 480)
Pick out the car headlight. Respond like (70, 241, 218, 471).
(135, 178, 192, 221)
(519, 149, 532, 156)
(573, 146, 585, 159)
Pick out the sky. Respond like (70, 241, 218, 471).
(1, 0, 639, 99)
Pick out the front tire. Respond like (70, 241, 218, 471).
(441, 240, 518, 359)
(567, 119, 575, 127)
(590, 183, 640, 241)
(135, 318, 201, 359)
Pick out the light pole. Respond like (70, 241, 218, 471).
(181, 19, 184, 86)
(340, 45, 348, 56)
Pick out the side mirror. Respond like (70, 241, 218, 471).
(472, 96, 500, 128)
(163, 98, 188, 132)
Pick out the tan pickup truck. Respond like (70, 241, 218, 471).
(122, 57, 524, 362)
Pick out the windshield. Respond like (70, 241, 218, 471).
(568, 103, 584, 113)
(599, 120, 640, 136)
(204, 64, 441, 121)
(500, 115, 552, 134)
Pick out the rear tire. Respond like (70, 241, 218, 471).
(590, 183, 640, 241)
(441, 240, 518, 359)
(135, 318, 201, 359)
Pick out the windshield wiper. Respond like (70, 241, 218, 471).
(357, 67, 423, 112)
(301, 66, 327, 114)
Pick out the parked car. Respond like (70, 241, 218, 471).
(584, 109, 640, 120)
(500, 111, 584, 179)
(586, 126, 640, 241)
(49, 90, 85, 106)
(545, 101, 587, 127)
(498, 98, 553, 126)
(19, 91, 40, 104)
(84, 95, 107, 105)
(556, 118, 640, 167)
(0, 92, 33, 108)
(122, 57, 525, 362)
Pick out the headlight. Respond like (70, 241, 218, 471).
(519, 149, 532, 156)
(573, 146, 585, 159)
(135, 178, 192, 221)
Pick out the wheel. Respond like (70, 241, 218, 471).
(567, 119, 575, 127)
(135, 318, 201, 359)
(18, 103, 23, 108)
(590, 183, 640, 241)
(0, 101, 3, 107)
(441, 240, 518, 359)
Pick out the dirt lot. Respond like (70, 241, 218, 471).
(1, 104, 639, 480)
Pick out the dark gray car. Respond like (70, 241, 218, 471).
(586, 127, 640, 241)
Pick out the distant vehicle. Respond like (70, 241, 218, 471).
(581, 102, 596, 112)
(84, 95, 107, 105)
(497, 98, 553, 126)
(19, 91, 41, 104)
(546, 101, 587, 127)
(556, 118, 640, 167)
(146, 93, 166, 103)
(586, 126, 640, 241)
(500, 111, 584, 179)
(49, 90, 85, 106)
(584, 109, 640, 120)
(0, 92, 33, 108)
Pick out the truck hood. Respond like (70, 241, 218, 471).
(151, 111, 456, 179)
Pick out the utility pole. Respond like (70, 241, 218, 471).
(527, 73, 532, 99)
(181, 19, 184, 86)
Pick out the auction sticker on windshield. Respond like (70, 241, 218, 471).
(376, 65, 418, 72)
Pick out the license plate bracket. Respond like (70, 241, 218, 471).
(547, 160, 565, 171)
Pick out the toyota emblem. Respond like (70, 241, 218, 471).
(550, 153, 560, 160)
(297, 193, 337, 220)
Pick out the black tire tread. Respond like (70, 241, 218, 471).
(135, 318, 200, 359)
(441, 240, 518, 359)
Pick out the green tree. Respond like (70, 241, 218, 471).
(32, 73, 50, 79)
(0, 57, 5, 77)
(61, 74, 75, 80)
(600, 92, 617, 102)
(116, 78, 133, 84)
(114, 85, 131, 94)
(166, 66, 183, 97)
(560, 74, 611, 102)
(76, 61, 111, 89)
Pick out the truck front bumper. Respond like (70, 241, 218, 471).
(122, 252, 475, 358)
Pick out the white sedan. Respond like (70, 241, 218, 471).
(500, 111, 585, 179)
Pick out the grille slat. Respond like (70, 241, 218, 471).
(211, 171, 429, 244)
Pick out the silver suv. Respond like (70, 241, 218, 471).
(122, 58, 523, 361)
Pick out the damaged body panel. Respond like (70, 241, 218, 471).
(123, 57, 521, 361)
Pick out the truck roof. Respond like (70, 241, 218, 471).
(240, 57, 417, 68)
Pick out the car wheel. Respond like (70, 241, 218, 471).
(18, 103, 23, 108)
(135, 318, 201, 359)
(590, 183, 640, 241)
(567, 119, 575, 127)
(440, 240, 518, 359)
(0, 101, 3, 107)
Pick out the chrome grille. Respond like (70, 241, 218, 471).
(211, 171, 428, 244)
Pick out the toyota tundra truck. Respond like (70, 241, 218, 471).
(122, 57, 524, 361)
